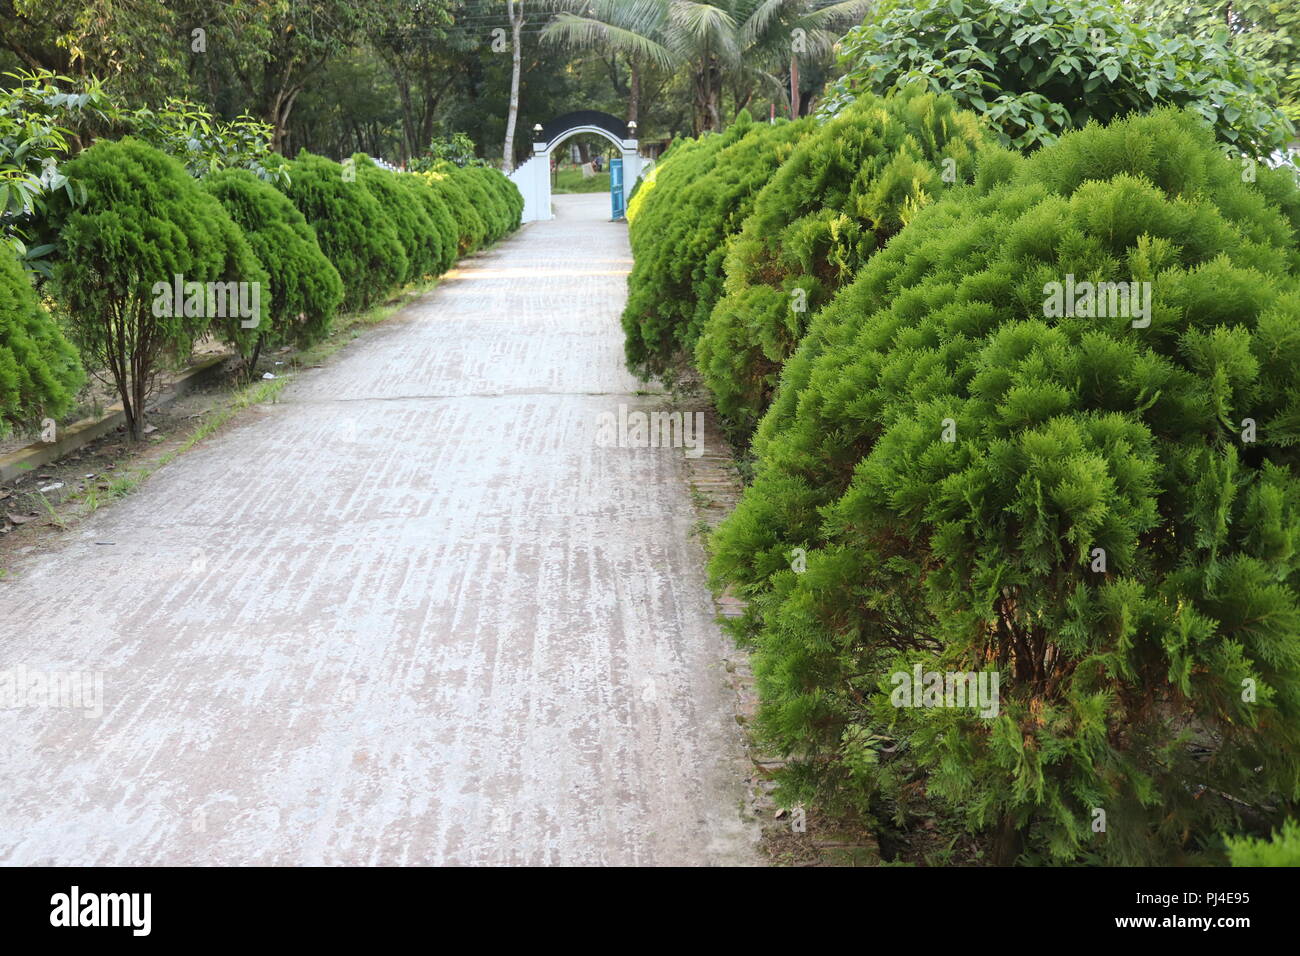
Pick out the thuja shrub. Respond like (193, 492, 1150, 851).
(0, 247, 83, 437)
(623, 113, 814, 378)
(696, 87, 988, 441)
(419, 169, 487, 254)
(203, 168, 343, 364)
(1226, 820, 1300, 866)
(622, 123, 747, 377)
(709, 109, 1300, 865)
(353, 154, 441, 284)
(53, 138, 268, 439)
(399, 174, 459, 275)
(278, 151, 406, 311)
(449, 165, 511, 243)
(468, 164, 523, 232)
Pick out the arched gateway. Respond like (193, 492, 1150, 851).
(508, 110, 642, 223)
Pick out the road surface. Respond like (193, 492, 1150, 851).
(0, 194, 759, 866)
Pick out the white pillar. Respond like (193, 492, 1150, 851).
(620, 139, 640, 211)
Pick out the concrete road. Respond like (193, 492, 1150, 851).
(0, 195, 759, 866)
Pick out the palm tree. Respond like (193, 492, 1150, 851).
(540, 1, 870, 134)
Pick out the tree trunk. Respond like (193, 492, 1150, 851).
(628, 59, 641, 126)
(501, 0, 524, 173)
(990, 814, 1023, 866)
(790, 56, 801, 118)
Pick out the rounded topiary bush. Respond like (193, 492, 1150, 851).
(0, 248, 83, 437)
(203, 168, 343, 362)
(353, 154, 441, 284)
(451, 166, 511, 242)
(695, 87, 989, 441)
(399, 174, 459, 275)
(419, 169, 487, 255)
(278, 151, 406, 311)
(622, 112, 814, 378)
(54, 138, 267, 438)
(709, 108, 1300, 865)
(622, 124, 748, 377)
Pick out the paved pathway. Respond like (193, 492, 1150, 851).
(0, 195, 759, 865)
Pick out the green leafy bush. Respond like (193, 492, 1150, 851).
(399, 173, 459, 276)
(449, 165, 511, 243)
(203, 168, 343, 364)
(1226, 819, 1300, 866)
(53, 138, 267, 438)
(418, 168, 487, 255)
(622, 112, 814, 378)
(696, 88, 989, 441)
(279, 151, 406, 311)
(622, 125, 746, 377)
(825, 0, 1295, 155)
(709, 109, 1300, 865)
(353, 154, 441, 284)
(0, 246, 82, 436)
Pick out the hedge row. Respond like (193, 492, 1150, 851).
(706, 109, 1300, 864)
(623, 111, 812, 379)
(0, 140, 522, 438)
(623, 87, 988, 441)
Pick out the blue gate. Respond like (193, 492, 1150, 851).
(609, 156, 625, 220)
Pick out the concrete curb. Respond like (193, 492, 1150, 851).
(0, 355, 231, 484)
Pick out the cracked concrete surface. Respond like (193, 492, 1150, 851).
(0, 194, 760, 866)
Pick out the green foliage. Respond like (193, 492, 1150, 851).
(131, 100, 288, 186)
(0, 70, 118, 274)
(399, 173, 459, 275)
(353, 153, 441, 284)
(203, 168, 343, 356)
(622, 125, 747, 377)
(279, 151, 406, 311)
(409, 132, 484, 169)
(52, 138, 267, 438)
(1141, 0, 1300, 127)
(696, 87, 990, 440)
(417, 167, 487, 255)
(1226, 819, 1300, 865)
(0, 245, 82, 436)
(825, 0, 1295, 155)
(622, 112, 815, 378)
(709, 108, 1300, 864)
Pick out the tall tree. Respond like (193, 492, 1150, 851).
(502, 0, 526, 171)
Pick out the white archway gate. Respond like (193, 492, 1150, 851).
(509, 110, 642, 223)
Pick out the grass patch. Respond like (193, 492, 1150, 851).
(553, 167, 611, 194)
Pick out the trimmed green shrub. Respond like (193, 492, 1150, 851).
(709, 108, 1300, 865)
(203, 168, 343, 365)
(696, 88, 989, 441)
(353, 154, 441, 284)
(825, 0, 1295, 155)
(622, 124, 748, 377)
(0, 247, 83, 437)
(419, 168, 487, 255)
(622, 112, 814, 378)
(399, 173, 459, 275)
(278, 151, 406, 311)
(53, 138, 267, 438)
(1226, 820, 1300, 866)
(449, 165, 509, 243)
